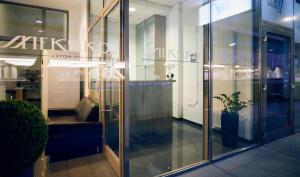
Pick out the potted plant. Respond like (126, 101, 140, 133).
(0, 101, 48, 177)
(214, 92, 249, 147)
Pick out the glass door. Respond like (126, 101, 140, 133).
(103, 2, 122, 176)
(262, 23, 293, 142)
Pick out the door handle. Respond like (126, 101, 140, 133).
(263, 85, 267, 91)
(263, 36, 268, 42)
(291, 84, 296, 89)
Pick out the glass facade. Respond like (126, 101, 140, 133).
(1, 0, 300, 177)
(211, 0, 259, 157)
(105, 3, 121, 157)
(294, 1, 300, 131)
(128, 1, 207, 176)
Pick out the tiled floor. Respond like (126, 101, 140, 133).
(176, 132, 300, 177)
(46, 154, 117, 177)
(129, 119, 250, 177)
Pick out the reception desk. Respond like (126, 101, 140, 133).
(129, 80, 173, 143)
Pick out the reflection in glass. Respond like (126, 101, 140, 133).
(88, 21, 101, 90)
(261, 0, 294, 140)
(0, 55, 40, 107)
(294, 1, 300, 131)
(0, 2, 68, 54)
(89, 0, 103, 25)
(105, 4, 120, 156)
(45, 10, 68, 39)
(128, 1, 207, 176)
(0, 3, 43, 37)
(0, 2, 68, 108)
(265, 32, 291, 134)
(211, 0, 258, 157)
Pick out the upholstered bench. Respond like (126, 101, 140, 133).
(45, 97, 102, 162)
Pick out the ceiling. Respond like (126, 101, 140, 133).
(129, 0, 207, 25)
(129, 0, 173, 25)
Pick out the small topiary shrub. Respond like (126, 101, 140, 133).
(0, 100, 48, 177)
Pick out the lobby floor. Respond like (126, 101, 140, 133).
(46, 154, 117, 177)
(176, 132, 300, 177)
(129, 119, 250, 177)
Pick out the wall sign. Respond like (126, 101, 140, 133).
(0, 35, 68, 51)
(0, 35, 112, 55)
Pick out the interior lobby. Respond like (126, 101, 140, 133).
(0, 0, 300, 177)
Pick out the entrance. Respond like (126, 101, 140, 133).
(262, 22, 294, 142)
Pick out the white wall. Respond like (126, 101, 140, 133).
(182, 4, 204, 125)
(129, 24, 137, 80)
(0, 84, 5, 100)
(167, 2, 204, 125)
(128, 2, 205, 124)
(46, 50, 80, 109)
(167, 3, 181, 119)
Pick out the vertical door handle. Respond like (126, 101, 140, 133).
(263, 85, 268, 91)
(263, 36, 268, 42)
(291, 84, 296, 89)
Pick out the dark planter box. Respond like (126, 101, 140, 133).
(15, 165, 34, 177)
(221, 111, 239, 148)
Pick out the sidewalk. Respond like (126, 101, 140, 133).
(176, 133, 300, 177)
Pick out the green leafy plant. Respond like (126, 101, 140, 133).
(0, 100, 48, 177)
(214, 91, 249, 113)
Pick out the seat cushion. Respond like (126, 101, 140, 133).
(48, 116, 77, 124)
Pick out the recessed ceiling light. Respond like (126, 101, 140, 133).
(129, 7, 136, 12)
(35, 20, 43, 24)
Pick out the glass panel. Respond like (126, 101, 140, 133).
(261, 0, 294, 140)
(211, 0, 259, 157)
(0, 2, 68, 108)
(0, 55, 40, 107)
(266, 32, 291, 134)
(105, 4, 120, 156)
(262, 0, 293, 29)
(0, 1, 119, 177)
(128, 1, 208, 176)
(45, 10, 68, 49)
(0, 3, 43, 37)
(88, 21, 101, 90)
(89, 0, 103, 25)
(294, 1, 300, 130)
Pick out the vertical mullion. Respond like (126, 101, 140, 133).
(208, 0, 213, 161)
(120, 0, 129, 176)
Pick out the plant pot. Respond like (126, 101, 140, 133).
(221, 111, 239, 148)
(15, 165, 34, 177)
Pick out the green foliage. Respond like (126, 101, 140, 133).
(214, 92, 249, 113)
(0, 100, 48, 177)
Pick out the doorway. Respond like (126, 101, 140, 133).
(261, 22, 294, 142)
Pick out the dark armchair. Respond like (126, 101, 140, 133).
(45, 97, 102, 162)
